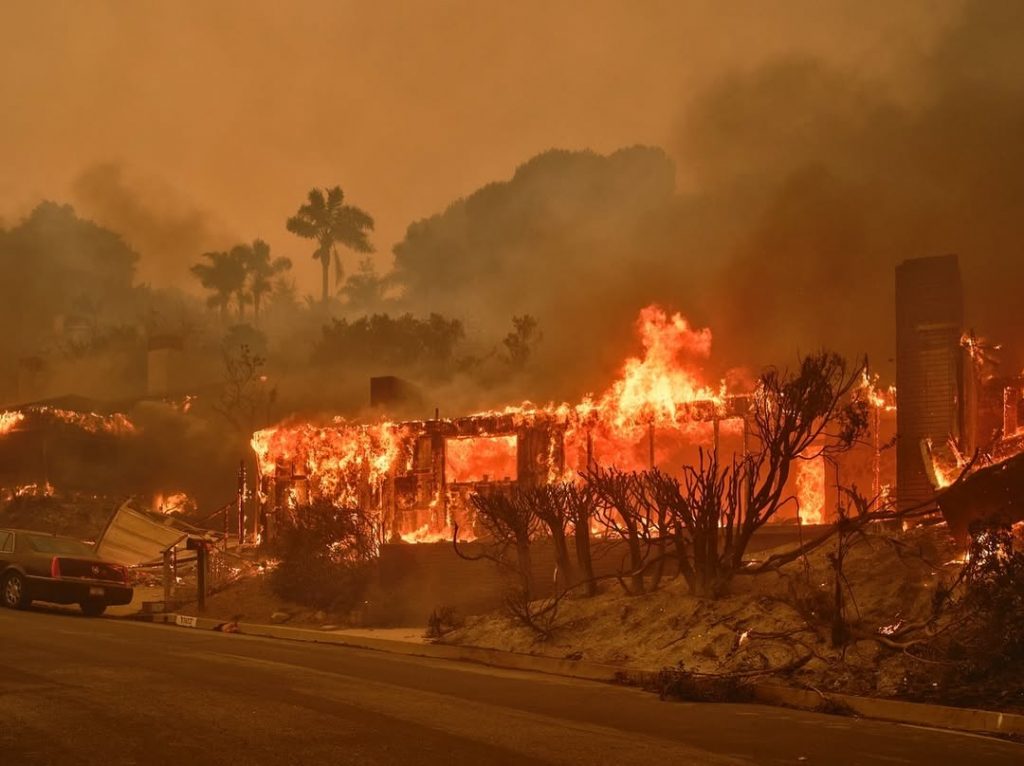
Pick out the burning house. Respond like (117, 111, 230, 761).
(892, 254, 1024, 533)
(251, 306, 896, 544)
(0, 397, 137, 495)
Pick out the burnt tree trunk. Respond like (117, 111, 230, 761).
(624, 519, 645, 595)
(320, 254, 330, 303)
(574, 521, 597, 596)
(549, 524, 575, 593)
(515, 532, 534, 598)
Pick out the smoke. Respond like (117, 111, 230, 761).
(388, 0, 1024, 404)
(71, 162, 234, 288)
(679, 0, 1024, 374)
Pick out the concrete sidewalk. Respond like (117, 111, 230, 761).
(133, 611, 1024, 739)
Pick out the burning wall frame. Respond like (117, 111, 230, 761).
(253, 392, 882, 543)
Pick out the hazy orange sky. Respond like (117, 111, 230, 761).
(0, 1, 958, 294)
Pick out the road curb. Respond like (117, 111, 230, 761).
(146, 612, 1024, 738)
(144, 613, 621, 682)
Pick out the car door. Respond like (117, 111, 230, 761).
(0, 531, 14, 569)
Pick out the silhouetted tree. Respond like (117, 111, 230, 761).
(216, 343, 274, 434)
(0, 202, 138, 355)
(502, 314, 542, 369)
(236, 239, 292, 321)
(312, 312, 464, 378)
(465, 491, 541, 598)
(190, 250, 246, 320)
(339, 257, 388, 311)
(564, 482, 598, 596)
(517, 485, 575, 591)
(584, 466, 654, 595)
(628, 352, 869, 597)
(286, 186, 374, 303)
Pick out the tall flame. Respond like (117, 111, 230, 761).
(795, 456, 826, 525)
(599, 305, 719, 429)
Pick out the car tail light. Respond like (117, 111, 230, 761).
(120, 565, 130, 584)
(51, 557, 61, 578)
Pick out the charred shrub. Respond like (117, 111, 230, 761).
(267, 501, 376, 612)
(650, 669, 754, 703)
(425, 605, 463, 639)
(954, 522, 1024, 675)
(907, 521, 1024, 707)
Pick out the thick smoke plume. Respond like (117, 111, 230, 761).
(71, 162, 234, 288)
(388, 0, 1024, 403)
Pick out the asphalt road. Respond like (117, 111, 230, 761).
(0, 607, 1020, 766)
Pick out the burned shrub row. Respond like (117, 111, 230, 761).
(457, 351, 872, 614)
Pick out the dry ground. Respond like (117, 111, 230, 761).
(443, 525, 965, 701)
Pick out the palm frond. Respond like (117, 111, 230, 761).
(307, 187, 327, 211)
(326, 185, 345, 213)
(286, 214, 319, 239)
(252, 239, 271, 260)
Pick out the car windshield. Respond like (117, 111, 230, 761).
(24, 534, 96, 556)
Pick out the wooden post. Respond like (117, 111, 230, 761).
(162, 549, 173, 604)
(196, 543, 207, 613)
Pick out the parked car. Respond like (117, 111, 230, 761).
(0, 528, 133, 616)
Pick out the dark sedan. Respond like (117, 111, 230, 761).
(0, 528, 133, 616)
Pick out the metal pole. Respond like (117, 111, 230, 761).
(872, 405, 881, 502)
(196, 544, 207, 613)
(237, 459, 246, 545)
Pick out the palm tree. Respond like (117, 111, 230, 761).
(286, 186, 374, 303)
(239, 239, 292, 321)
(190, 250, 247, 321)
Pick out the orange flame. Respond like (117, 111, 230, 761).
(252, 420, 412, 509)
(0, 407, 135, 436)
(0, 411, 25, 436)
(152, 491, 193, 515)
(445, 435, 517, 483)
(795, 456, 826, 525)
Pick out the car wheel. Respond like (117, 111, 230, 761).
(80, 601, 106, 617)
(1, 572, 29, 609)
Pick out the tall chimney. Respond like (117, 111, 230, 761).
(895, 254, 964, 513)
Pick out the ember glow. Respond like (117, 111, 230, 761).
(0, 407, 135, 437)
(795, 456, 826, 525)
(252, 420, 412, 510)
(12, 482, 56, 498)
(152, 491, 194, 515)
(445, 435, 517, 484)
(0, 410, 25, 436)
(858, 371, 897, 412)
